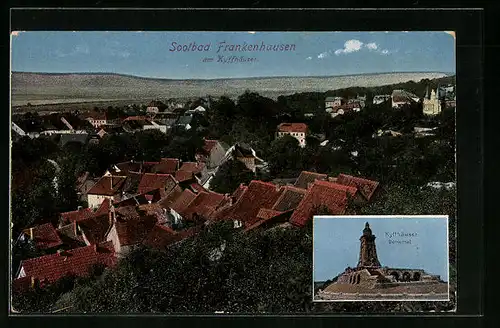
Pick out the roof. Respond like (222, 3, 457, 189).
(289, 180, 356, 227)
(332, 103, 361, 111)
(218, 180, 283, 227)
(272, 185, 307, 212)
(59, 134, 89, 147)
(294, 171, 328, 189)
(122, 116, 149, 122)
(114, 207, 157, 246)
(179, 162, 205, 174)
(22, 223, 63, 250)
(137, 173, 176, 194)
(202, 140, 220, 153)
(232, 184, 248, 202)
(158, 185, 184, 209)
(86, 112, 107, 120)
(78, 214, 112, 245)
(189, 182, 207, 193)
(19, 242, 116, 284)
(12, 276, 32, 294)
(392, 89, 419, 103)
(94, 198, 112, 217)
(175, 170, 194, 183)
(244, 209, 293, 232)
(170, 189, 197, 214)
(256, 208, 285, 220)
(121, 172, 143, 194)
(277, 123, 308, 134)
(60, 207, 94, 224)
(177, 115, 193, 125)
(336, 174, 379, 201)
(115, 161, 142, 174)
(87, 176, 127, 196)
(181, 191, 225, 221)
(137, 203, 169, 225)
(142, 224, 179, 249)
(56, 222, 86, 248)
(152, 158, 180, 174)
(114, 194, 149, 208)
(325, 96, 344, 101)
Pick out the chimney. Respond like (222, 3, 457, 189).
(30, 276, 35, 288)
(29, 227, 34, 240)
(73, 221, 77, 236)
(110, 176, 113, 190)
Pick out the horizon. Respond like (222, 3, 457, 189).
(11, 70, 455, 81)
(11, 31, 455, 80)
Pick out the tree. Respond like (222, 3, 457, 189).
(267, 135, 304, 178)
(210, 159, 255, 194)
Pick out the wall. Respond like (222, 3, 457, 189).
(87, 194, 113, 209)
(208, 143, 226, 169)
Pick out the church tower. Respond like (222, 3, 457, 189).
(357, 222, 381, 268)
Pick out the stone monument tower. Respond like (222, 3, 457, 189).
(357, 222, 381, 268)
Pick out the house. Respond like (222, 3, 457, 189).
(152, 158, 180, 174)
(180, 191, 225, 223)
(335, 173, 380, 202)
(423, 87, 442, 116)
(195, 140, 226, 169)
(329, 103, 361, 118)
(325, 96, 345, 111)
(391, 90, 420, 108)
(137, 173, 177, 195)
(169, 189, 197, 221)
(105, 205, 158, 257)
(20, 223, 63, 251)
(59, 207, 94, 227)
(372, 95, 391, 105)
(143, 120, 168, 133)
(294, 171, 328, 189)
(86, 175, 127, 209)
(56, 221, 87, 249)
(178, 162, 208, 182)
(211, 180, 283, 228)
(15, 242, 116, 286)
(176, 115, 193, 130)
(289, 180, 358, 227)
(348, 95, 366, 108)
(276, 123, 308, 148)
(221, 143, 265, 173)
(146, 100, 167, 114)
(85, 112, 107, 128)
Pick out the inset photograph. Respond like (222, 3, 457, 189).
(313, 216, 449, 301)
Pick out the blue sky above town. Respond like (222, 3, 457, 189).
(11, 31, 455, 79)
(313, 216, 449, 282)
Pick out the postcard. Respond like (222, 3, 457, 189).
(10, 31, 456, 314)
(313, 216, 449, 302)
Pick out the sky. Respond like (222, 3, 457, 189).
(11, 31, 455, 79)
(313, 216, 449, 282)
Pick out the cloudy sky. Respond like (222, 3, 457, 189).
(313, 216, 449, 282)
(11, 31, 455, 79)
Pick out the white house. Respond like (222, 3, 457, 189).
(85, 112, 107, 128)
(276, 123, 308, 148)
(143, 120, 168, 133)
(325, 96, 344, 112)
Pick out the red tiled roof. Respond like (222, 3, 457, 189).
(56, 222, 86, 248)
(78, 214, 112, 245)
(23, 223, 63, 250)
(114, 207, 157, 246)
(93, 198, 111, 217)
(170, 189, 197, 214)
(314, 180, 358, 196)
(179, 162, 206, 174)
(181, 191, 225, 221)
(137, 173, 176, 194)
(138, 203, 169, 224)
(336, 174, 380, 201)
(277, 123, 308, 133)
(294, 171, 328, 189)
(271, 185, 307, 212)
(142, 224, 179, 249)
(175, 170, 194, 183)
(60, 208, 94, 224)
(19, 242, 116, 285)
(257, 208, 284, 220)
(219, 180, 283, 226)
(189, 183, 206, 193)
(12, 276, 32, 294)
(202, 140, 219, 153)
(289, 180, 355, 227)
(158, 185, 184, 209)
(232, 184, 248, 202)
(114, 194, 149, 208)
(153, 158, 180, 174)
(87, 176, 127, 196)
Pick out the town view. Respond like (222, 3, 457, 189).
(10, 31, 456, 313)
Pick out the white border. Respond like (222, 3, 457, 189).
(312, 215, 450, 302)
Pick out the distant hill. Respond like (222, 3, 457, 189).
(11, 71, 450, 106)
